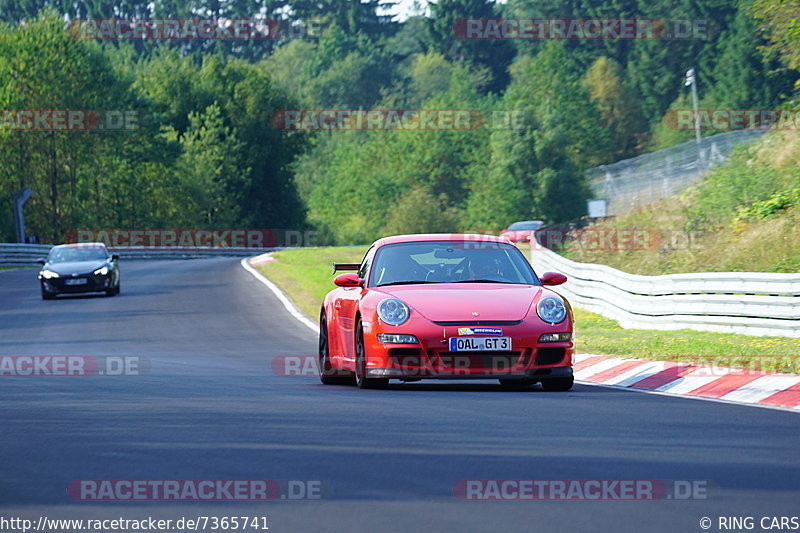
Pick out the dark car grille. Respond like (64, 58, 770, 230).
(535, 347, 566, 365)
(44, 271, 113, 293)
(50, 276, 101, 292)
(431, 350, 526, 372)
(388, 348, 423, 367)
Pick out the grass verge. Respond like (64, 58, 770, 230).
(255, 246, 365, 320)
(255, 246, 800, 373)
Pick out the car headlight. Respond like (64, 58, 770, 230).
(93, 266, 109, 276)
(377, 334, 419, 344)
(539, 332, 572, 342)
(537, 296, 566, 324)
(377, 298, 410, 326)
(41, 270, 59, 279)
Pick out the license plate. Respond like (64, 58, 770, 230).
(64, 278, 87, 285)
(449, 336, 512, 351)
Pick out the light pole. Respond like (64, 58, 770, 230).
(13, 187, 32, 243)
(685, 67, 701, 145)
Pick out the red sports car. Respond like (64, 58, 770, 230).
(499, 220, 545, 243)
(318, 234, 574, 390)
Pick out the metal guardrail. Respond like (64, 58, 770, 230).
(531, 245, 800, 338)
(0, 243, 272, 267)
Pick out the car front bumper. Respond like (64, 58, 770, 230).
(366, 365, 573, 381)
(363, 317, 574, 381)
(41, 273, 114, 294)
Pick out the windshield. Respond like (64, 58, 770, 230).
(508, 221, 543, 230)
(369, 241, 539, 287)
(48, 248, 109, 263)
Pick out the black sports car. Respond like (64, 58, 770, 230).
(38, 243, 121, 300)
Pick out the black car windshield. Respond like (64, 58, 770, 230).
(48, 248, 109, 263)
(508, 221, 543, 230)
(369, 241, 539, 287)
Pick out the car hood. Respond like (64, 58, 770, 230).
(44, 260, 108, 275)
(374, 284, 543, 322)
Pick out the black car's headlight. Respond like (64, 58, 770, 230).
(40, 269, 60, 279)
(377, 298, 410, 326)
(93, 266, 110, 276)
(537, 296, 567, 324)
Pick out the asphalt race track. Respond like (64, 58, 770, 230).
(1, 259, 798, 533)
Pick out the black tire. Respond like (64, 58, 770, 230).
(41, 287, 55, 300)
(319, 314, 350, 385)
(498, 378, 535, 389)
(105, 287, 116, 297)
(115, 282, 121, 294)
(541, 377, 574, 391)
(354, 320, 388, 389)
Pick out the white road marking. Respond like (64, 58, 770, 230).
(240, 256, 319, 334)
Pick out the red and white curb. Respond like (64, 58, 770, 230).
(574, 353, 800, 412)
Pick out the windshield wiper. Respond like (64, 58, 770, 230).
(377, 280, 436, 287)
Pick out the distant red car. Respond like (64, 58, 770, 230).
(318, 234, 574, 390)
(500, 220, 545, 243)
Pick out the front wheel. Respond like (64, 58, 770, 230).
(41, 286, 55, 300)
(541, 377, 574, 391)
(354, 320, 388, 389)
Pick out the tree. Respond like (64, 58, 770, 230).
(707, 7, 796, 108)
(584, 56, 647, 159)
(506, 42, 611, 169)
(288, 0, 398, 37)
(0, 11, 129, 241)
(424, 0, 514, 93)
(751, 0, 800, 75)
(167, 103, 244, 227)
(303, 25, 395, 108)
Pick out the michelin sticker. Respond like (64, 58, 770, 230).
(457, 327, 503, 336)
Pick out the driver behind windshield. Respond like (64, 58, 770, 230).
(468, 254, 506, 281)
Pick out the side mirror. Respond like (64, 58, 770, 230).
(541, 272, 567, 286)
(111, 254, 120, 260)
(334, 272, 362, 288)
(37, 258, 46, 265)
